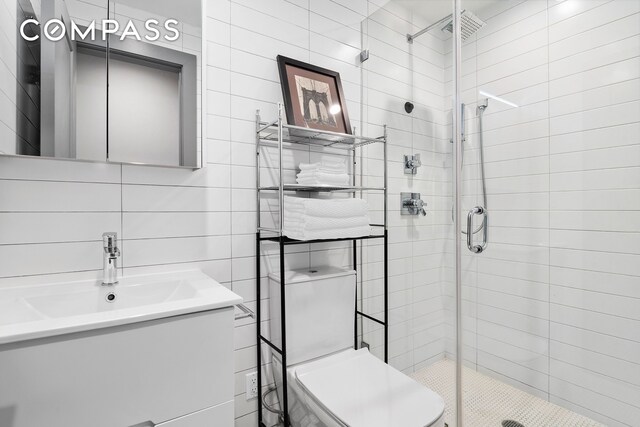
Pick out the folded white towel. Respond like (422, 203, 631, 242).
(284, 197, 369, 218)
(296, 180, 350, 187)
(296, 171, 350, 186)
(284, 225, 371, 241)
(298, 160, 347, 174)
(282, 196, 371, 240)
(285, 215, 370, 231)
(297, 158, 349, 186)
(297, 170, 350, 178)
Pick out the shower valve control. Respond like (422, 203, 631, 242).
(404, 154, 422, 175)
(401, 192, 427, 216)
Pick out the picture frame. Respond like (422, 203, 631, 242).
(276, 55, 352, 135)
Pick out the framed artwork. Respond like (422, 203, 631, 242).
(276, 55, 351, 135)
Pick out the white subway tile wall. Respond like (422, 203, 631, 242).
(0, 1, 395, 426)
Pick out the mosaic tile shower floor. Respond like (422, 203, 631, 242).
(411, 359, 604, 427)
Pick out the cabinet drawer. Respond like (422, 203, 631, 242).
(0, 308, 235, 427)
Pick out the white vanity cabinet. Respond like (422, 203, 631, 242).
(0, 271, 240, 427)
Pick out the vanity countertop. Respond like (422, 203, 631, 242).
(0, 270, 241, 345)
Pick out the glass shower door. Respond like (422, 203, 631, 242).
(359, 0, 638, 425)
(359, 0, 460, 424)
(456, 0, 640, 426)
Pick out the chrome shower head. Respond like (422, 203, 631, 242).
(441, 10, 486, 41)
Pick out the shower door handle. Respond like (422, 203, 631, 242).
(466, 206, 487, 253)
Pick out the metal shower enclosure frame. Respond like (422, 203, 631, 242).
(409, 3, 483, 424)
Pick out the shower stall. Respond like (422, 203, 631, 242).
(359, 0, 640, 426)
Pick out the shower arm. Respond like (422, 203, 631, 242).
(407, 13, 454, 43)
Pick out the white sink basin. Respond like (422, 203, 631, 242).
(0, 298, 45, 325)
(0, 270, 241, 344)
(26, 279, 199, 318)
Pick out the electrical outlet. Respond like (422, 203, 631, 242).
(245, 372, 258, 400)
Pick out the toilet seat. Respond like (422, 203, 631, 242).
(290, 348, 445, 427)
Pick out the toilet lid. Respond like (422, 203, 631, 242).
(294, 349, 445, 427)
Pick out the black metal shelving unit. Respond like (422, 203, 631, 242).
(255, 104, 388, 427)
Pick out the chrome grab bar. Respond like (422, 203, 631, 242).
(235, 303, 255, 320)
(466, 206, 488, 253)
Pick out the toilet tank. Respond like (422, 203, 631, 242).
(268, 266, 356, 366)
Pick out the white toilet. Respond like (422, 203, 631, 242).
(268, 266, 445, 427)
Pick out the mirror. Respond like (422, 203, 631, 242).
(1, 0, 202, 168)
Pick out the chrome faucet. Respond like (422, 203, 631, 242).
(404, 154, 422, 175)
(102, 232, 120, 285)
